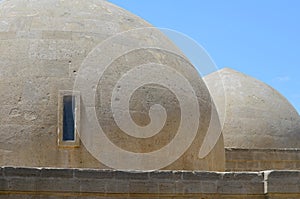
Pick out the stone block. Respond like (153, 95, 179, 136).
(4, 167, 41, 177)
(265, 171, 300, 194)
(236, 161, 248, 170)
(7, 17, 32, 32)
(270, 161, 286, 170)
(225, 149, 300, 172)
(0, 194, 37, 199)
(7, 177, 37, 191)
(219, 172, 264, 194)
(0, 178, 8, 191)
(16, 30, 42, 39)
(222, 172, 262, 181)
(74, 169, 113, 179)
(158, 182, 175, 193)
(282, 162, 297, 170)
(28, 39, 86, 61)
(149, 170, 181, 181)
(40, 168, 73, 178)
(182, 171, 221, 181)
(106, 179, 129, 194)
(36, 177, 80, 192)
(296, 161, 300, 169)
(200, 181, 218, 193)
(225, 161, 237, 171)
(129, 180, 158, 193)
(246, 161, 259, 170)
(42, 31, 73, 40)
(0, 78, 23, 106)
(115, 171, 149, 180)
(0, 58, 70, 79)
(227, 149, 254, 161)
(174, 181, 185, 194)
(182, 181, 202, 194)
(79, 179, 106, 193)
(0, 40, 30, 60)
(0, 32, 16, 40)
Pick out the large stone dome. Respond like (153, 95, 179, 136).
(0, 0, 224, 170)
(204, 68, 300, 149)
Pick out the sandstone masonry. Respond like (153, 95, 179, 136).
(0, 167, 299, 199)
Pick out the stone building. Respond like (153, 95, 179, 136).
(0, 0, 299, 198)
(204, 68, 300, 171)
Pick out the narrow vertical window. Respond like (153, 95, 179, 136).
(63, 96, 75, 141)
(58, 91, 80, 147)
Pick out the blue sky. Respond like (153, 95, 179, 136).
(109, 0, 300, 114)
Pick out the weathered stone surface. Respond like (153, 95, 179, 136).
(115, 171, 149, 180)
(129, 181, 158, 193)
(74, 169, 114, 179)
(0, 167, 298, 198)
(265, 171, 300, 194)
(7, 177, 37, 191)
(204, 68, 300, 149)
(3, 167, 41, 177)
(220, 172, 264, 194)
(0, 0, 225, 171)
(0, 178, 7, 191)
(106, 180, 129, 194)
(40, 168, 73, 178)
(149, 170, 182, 181)
(182, 171, 220, 181)
(226, 148, 300, 171)
(79, 179, 107, 193)
(36, 178, 80, 192)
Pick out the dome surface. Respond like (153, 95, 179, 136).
(0, 0, 224, 170)
(204, 68, 300, 149)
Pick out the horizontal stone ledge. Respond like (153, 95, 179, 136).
(1, 166, 261, 180)
(0, 191, 267, 199)
(1, 167, 299, 195)
(226, 148, 300, 152)
(0, 166, 267, 195)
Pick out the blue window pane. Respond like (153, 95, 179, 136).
(63, 96, 75, 141)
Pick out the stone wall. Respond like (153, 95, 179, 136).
(0, 167, 299, 198)
(226, 148, 300, 171)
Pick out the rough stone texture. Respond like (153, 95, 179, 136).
(204, 68, 300, 149)
(0, 0, 225, 171)
(226, 148, 300, 171)
(265, 170, 300, 199)
(0, 167, 265, 198)
(0, 167, 298, 198)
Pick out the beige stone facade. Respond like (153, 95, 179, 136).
(0, 0, 299, 198)
(0, 0, 225, 171)
(226, 148, 300, 171)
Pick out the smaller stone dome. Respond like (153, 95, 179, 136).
(204, 68, 300, 149)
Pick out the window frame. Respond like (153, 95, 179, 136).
(57, 90, 80, 147)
